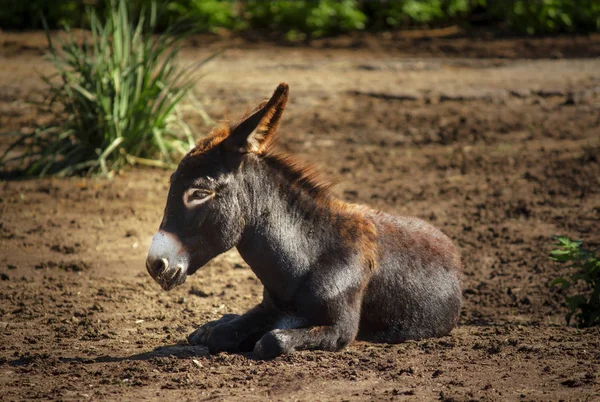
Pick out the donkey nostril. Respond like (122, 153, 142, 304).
(150, 258, 168, 275)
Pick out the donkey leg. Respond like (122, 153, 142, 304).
(254, 302, 361, 360)
(254, 323, 358, 359)
(205, 303, 277, 354)
(187, 314, 238, 346)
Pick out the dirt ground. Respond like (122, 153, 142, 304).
(1, 31, 600, 401)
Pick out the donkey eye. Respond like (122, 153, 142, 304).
(189, 189, 212, 200)
(184, 188, 215, 207)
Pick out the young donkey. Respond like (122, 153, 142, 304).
(146, 83, 462, 359)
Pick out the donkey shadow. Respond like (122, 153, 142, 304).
(9, 343, 229, 367)
(92, 344, 212, 363)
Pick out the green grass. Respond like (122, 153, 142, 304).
(550, 236, 600, 327)
(0, 0, 215, 177)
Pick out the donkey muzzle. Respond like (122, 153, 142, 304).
(146, 231, 189, 290)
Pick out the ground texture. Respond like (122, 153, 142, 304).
(1, 32, 599, 401)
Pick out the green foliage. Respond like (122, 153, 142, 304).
(487, 0, 600, 34)
(549, 236, 600, 327)
(2, 0, 598, 35)
(0, 0, 209, 177)
(166, 0, 240, 32)
(369, 0, 443, 28)
(245, 0, 366, 39)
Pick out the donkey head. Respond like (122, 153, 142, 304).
(146, 83, 289, 290)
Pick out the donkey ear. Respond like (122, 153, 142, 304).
(226, 83, 289, 154)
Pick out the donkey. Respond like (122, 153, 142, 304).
(146, 83, 462, 359)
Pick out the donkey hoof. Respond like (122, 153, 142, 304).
(187, 314, 239, 346)
(206, 324, 244, 354)
(187, 326, 212, 346)
(254, 330, 289, 359)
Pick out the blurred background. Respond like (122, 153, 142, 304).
(2, 0, 599, 36)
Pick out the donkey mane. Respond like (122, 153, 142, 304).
(262, 151, 334, 201)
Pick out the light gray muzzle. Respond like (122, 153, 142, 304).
(146, 231, 189, 290)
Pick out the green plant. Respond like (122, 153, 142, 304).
(486, 0, 600, 34)
(549, 235, 600, 327)
(166, 0, 240, 32)
(245, 0, 366, 39)
(0, 0, 214, 177)
(364, 0, 477, 28)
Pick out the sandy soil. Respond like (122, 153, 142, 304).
(1, 32, 599, 401)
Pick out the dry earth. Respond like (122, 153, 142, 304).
(1, 32, 599, 401)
